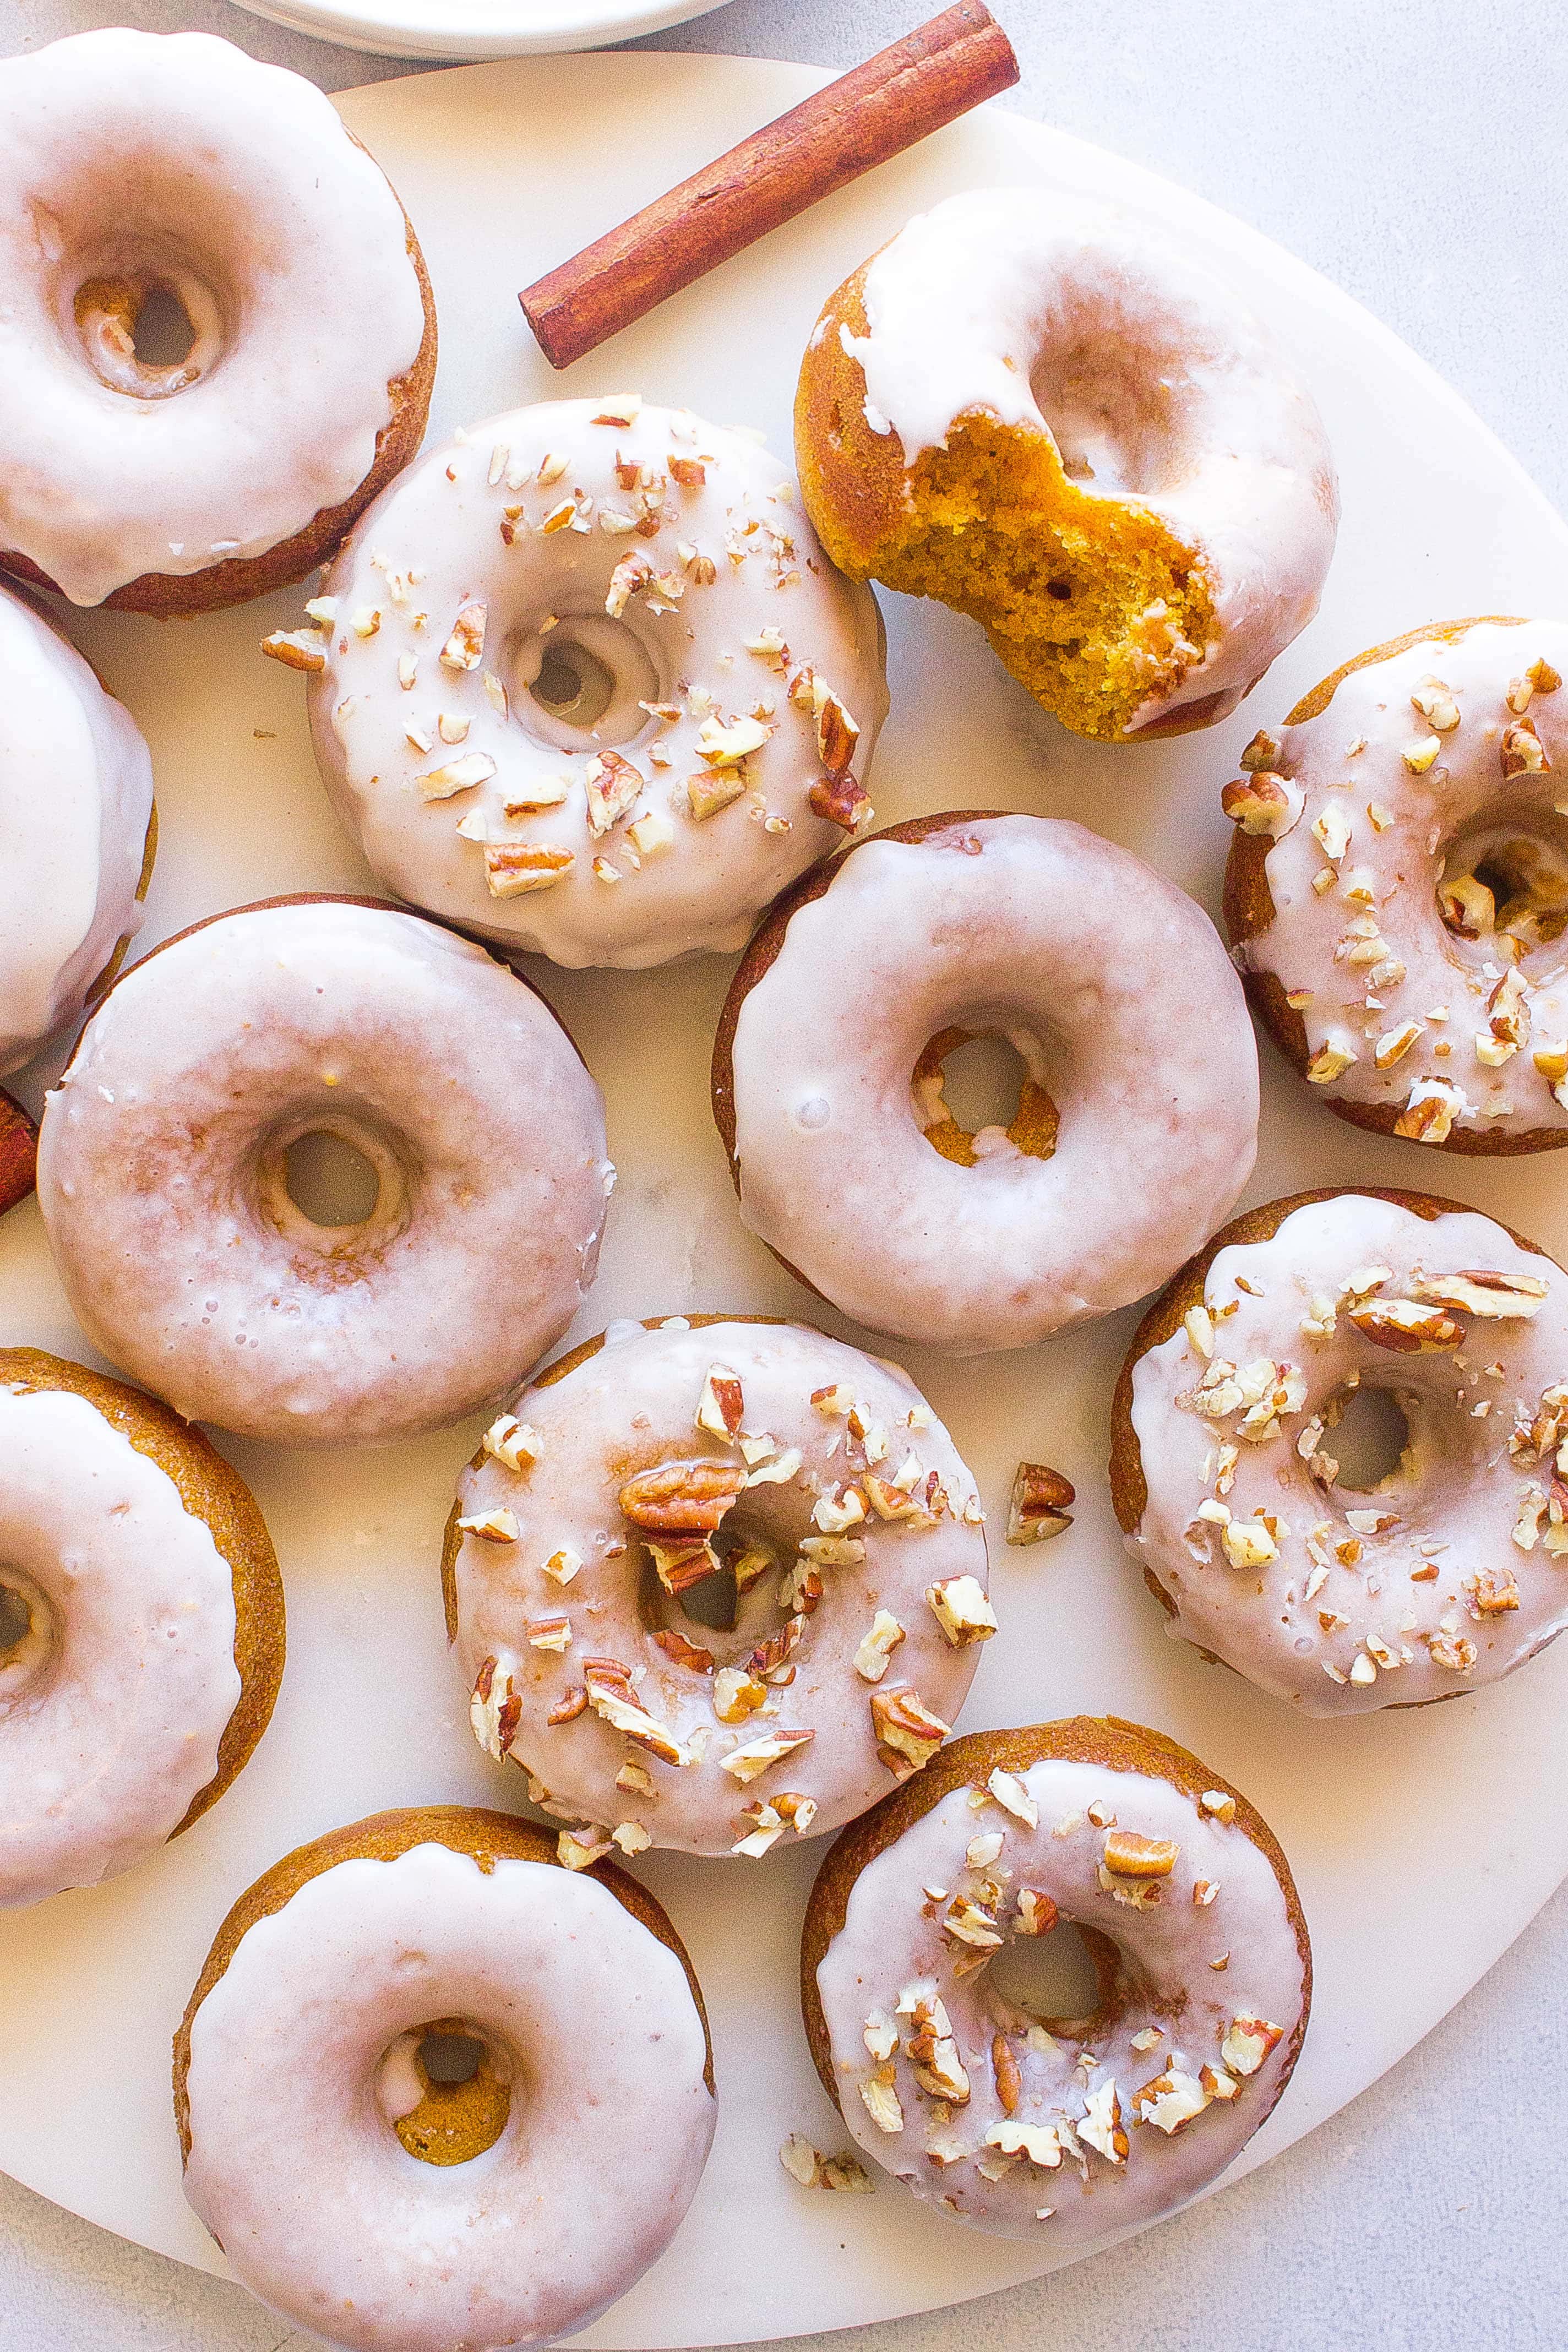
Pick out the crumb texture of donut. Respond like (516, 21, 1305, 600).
(1112, 1186, 1568, 1712)
(0, 29, 434, 613)
(802, 1719, 1309, 2241)
(796, 191, 1336, 741)
(446, 1315, 989, 1855)
(0, 1348, 281, 1908)
(1223, 617, 1568, 1153)
(175, 1808, 715, 2351)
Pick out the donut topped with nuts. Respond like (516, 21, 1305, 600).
(293, 398, 888, 970)
(442, 1315, 989, 1858)
(1223, 618, 1568, 1152)
(803, 1721, 1309, 2244)
(1113, 1188, 1568, 1713)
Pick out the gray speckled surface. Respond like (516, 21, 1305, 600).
(0, 4, 1564, 2348)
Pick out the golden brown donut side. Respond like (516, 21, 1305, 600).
(0, 182, 436, 617)
(173, 1804, 714, 2160)
(1224, 615, 1568, 1155)
(0, 1346, 284, 1832)
(799, 1718, 1311, 2117)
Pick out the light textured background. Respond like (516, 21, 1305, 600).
(1, 3, 1564, 2349)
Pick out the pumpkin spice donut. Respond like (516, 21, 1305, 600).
(0, 30, 434, 614)
(175, 1806, 715, 2352)
(1223, 617, 1568, 1152)
(444, 1314, 990, 1858)
(796, 189, 1337, 741)
(0, 579, 155, 1075)
(1111, 1186, 1568, 1712)
(296, 397, 888, 969)
(36, 896, 612, 1446)
(714, 811, 1259, 1353)
(801, 1719, 1309, 2239)
(0, 1348, 282, 1909)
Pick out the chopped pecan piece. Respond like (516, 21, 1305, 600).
(870, 1686, 951, 1779)
(653, 1627, 715, 1672)
(808, 770, 873, 831)
(619, 1457, 742, 1533)
(992, 2033, 1022, 2117)
(1007, 1462, 1075, 1543)
(1347, 1298, 1462, 1352)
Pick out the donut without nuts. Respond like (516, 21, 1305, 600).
(0, 31, 435, 614)
(302, 398, 888, 968)
(0, 1347, 282, 1908)
(1110, 1186, 1568, 1712)
(36, 897, 612, 1446)
(0, 580, 155, 1074)
(802, 1719, 1309, 2240)
(795, 190, 1337, 741)
(444, 1314, 990, 1856)
(1224, 618, 1568, 1152)
(713, 812, 1259, 1353)
(175, 1806, 715, 2352)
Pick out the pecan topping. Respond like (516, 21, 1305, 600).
(619, 1458, 742, 1533)
(1007, 1461, 1075, 1544)
(992, 2033, 1022, 2117)
(653, 1627, 715, 1672)
(870, 1685, 951, 1779)
(1348, 1298, 1463, 1352)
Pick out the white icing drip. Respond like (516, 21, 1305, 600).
(1239, 620, 1568, 1136)
(0, 583, 151, 1074)
(1129, 1195, 1568, 1711)
(182, 1843, 715, 2350)
(309, 401, 888, 969)
(36, 902, 609, 1446)
(0, 30, 427, 605)
(840, 190, 1337, 730)
(728, 815, 1258, 1353)
(815, 1758, 1304, 2240)
(0, 1385, 239, 1909)
(453, 1319, 987, 1854)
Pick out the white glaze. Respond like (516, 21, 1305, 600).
(0, 582, 152, 1073)
(0, 1384, 239, 1909)
(815, 1755, 1305, 2241)
(727, 815, 1259, 1353)
(307, 401, 888, 968)
(452, 1318, 988, 1856)
(1232, 620, 1568, 1141)
(1128, 1194, 1568, 1712)
(837, 189, 1337, 732)
(36, 901, 611, 1446)
(182, 1842, 715, 2351)
(0, 30, 427, 606)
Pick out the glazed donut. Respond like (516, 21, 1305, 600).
(1111, 1188, 1568, 1712)
(298, 398, 888, 968)
(713, 813, 1259, 1353)
(175, 1807, 715, 2352)
(794, 189, 1337, 741)
(0, 580, 154, 1073)
(0, 1348, 282, 1909)
(443, 1315, 989, 1856)
(802, 1720, 1309, 2240)
(0, 30, 434, 614)
(36, 898, 612, 1446)
(1224, 618, 1568, 1153)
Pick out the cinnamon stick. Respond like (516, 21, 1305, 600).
(519, 3, 1019, 371)
(0, 1087, 37, 1218)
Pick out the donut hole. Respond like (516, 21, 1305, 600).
(912, 1025, 1059, 1167)
(1437, 819, 1568, 965)
(257, 1113, 412, 1266)
(635, 1519, 784, 1660)
(0, 1570, 56, 1696)
(515, 616, 661, 752)
(380, 2018, 512, 2167)
(1321, 1381, 1412, 1493)
(1028, 331, 1188, 501)
(987, 1918, 1118, 2035)
(72, 265, 222, 400)
(282, 1131, 384, 1229)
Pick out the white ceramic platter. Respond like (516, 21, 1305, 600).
(226, 0, 731, 62)
(3, 48, 1567, 2352)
